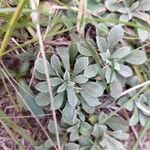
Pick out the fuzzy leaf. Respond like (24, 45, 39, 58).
(125, 50, 147, 65)
(109, 130, 129, 140)
(82, 101, 95, 114)
(107, 26, 124, 49)
(118, 64, 133, 77)
(81, 91, 100, 107)
(84, 64, 99, 78)
(36, 93, 50, 106)
(51, 77, 63, 87)
(57, 82, 67, 93)
(73, 75, 88, 84)
(73, 57, 89, 76)
(82, 82, 104, 97)
(111, 46, 131, 59)
(80, 122, 92, 136)
(65, 143, 79, 150)
(137, 0, 150, 11)
(48, 120, 57, 134)
(110, 78, 122, 99)
(129, 107, 139, 126)
(96, 36, 108, 53)
(57, 47, 70, 71)
(35, 81, 48, 93)
(67, 86, 78, 107)
(63, 71, 70, 81)
(105, 67, 116, 83)
(53, 92, 64, 109)
(137, 27, 149, 42)
(96, 23, 108, 37)
(105, 0, 123, 12)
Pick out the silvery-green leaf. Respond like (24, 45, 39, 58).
(53, 92, 64, 109)
(82, 100, 95, 114)
(136, 94, 150, 116)
(84, 64, 99, 78)
(118, 64, 133, 77)
(67, 86, 78, 107)
(111, 46, 131, 59)
(51, 77, 63, 87)
(119, 14, 129, 22)
(96, 23, 108, 37)
(117, 7, 130, 14)
(35, 144, 46, 150)
(44, 140, 53, 149)
(105, 67, 116, 83)
(69, 43, 78, 64)
(34, 71, 46, 80)
(137, 27, 149, 42)
(73, 57, 89, 76)
(129, 107, 139, 126)
(109, 130, 129, 140)
(102, 134, 126, 150)
(63, 71, 70, 81)
(92, 124, 104, 138)
(73, 75, 88, 84)
(87, 0, 103, 11)
(18, 80, 44, 117)
(130, 1, 139, 10)
(77, 111, 85, 121)
(65, 143, 79, 150)
(105, 0, 123, 12)
(107, 116, 129, 131)
(110, 78, 122, 99)
(124, 100, 134, 111)
(80, 122, 92, 136)
(96, 36, 108, 53)
(125, 50, 147, 65)
(107, 26, 124, 49)
(35, 81, 48, 93)
(56, 47, 70, 71)
(82, 82, 104, 97)
(139, 111, 148, 126)
(70, 127, 79, 141)
(114, 62, 121, 70)
(36, 92, 50, 106)
(91, 142, 101, 150)
(137, 0, 150, 11)
(62, 102, 76, 124)
(44, 139, 53, 149)
(35, 58, 51, 74)
(81, 91, 100, 107)
(57, 82, 67, 93)
(51, 54, 62, 74)
(105, 13, 117, 26)
(77, 41, 92, 56)
(48, 120, 59, 134)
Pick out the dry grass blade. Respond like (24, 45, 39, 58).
(30, 0, 61, 149)
(77, 0, 85, 33)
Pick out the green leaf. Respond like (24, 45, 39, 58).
(96, 23, 109, 37)
(137, 0, 150, 11)
(51, 54, 62, 74)
(92, 124, 105, 138)
(56, 47, 70, 71)
(73, 75, 88, 84)
(63, 71, 70, 81)
(110, 78, 122, 99)
(62, 102, 76, 124)
(80, 122, 92, 136)
(81, 91, 100, 107)
(65, 143, 79, 150)
(111, 46, 131, 59)
(18, 80, 44, 117)
(139, 111, 147, 126)
(44, 139, 53, 149)
(35, 81, 48, 93)
(87, 0, 104, 11)
(82, 82, 104, 97)
(105, 0, 123, 12)
(73, 57, 89, 76)
(36, 92, 50, 106)
(129, 107, 139, 126)
(57, 82, 67, 93)
(69, 126, 79, 141)
(125, 50, 147, 65)
(109, 130, 129, 140)
(53, 92, 64, 109)
(67, 86, 78, 107)
(96, 36, 108, 53)
(117, 64, 133, 77)
(35, 58, 51, 74)
(84, 64, 99, 78)
(51, 77, 63, 87)
(48, 120, 59, 134)
(107, 26, 124, 49)
(107, 116, 129, 131)
(82, 101, 95, 114)
(105, 66, 116, 83)
(77, 41, 93, 56)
